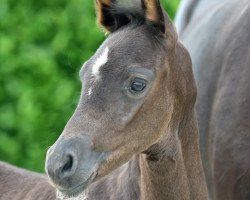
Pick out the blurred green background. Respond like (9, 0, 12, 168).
(0, 0, 180, 173)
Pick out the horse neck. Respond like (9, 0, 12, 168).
(139, 110, 208, 200)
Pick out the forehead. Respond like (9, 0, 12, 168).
(105, 26, 155, 58)
(84, 26, 157, 73)
(79, 26, 158, 111)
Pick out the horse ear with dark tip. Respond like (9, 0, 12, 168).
(95, 0, 131, 33)
(141, 0, 166, 34)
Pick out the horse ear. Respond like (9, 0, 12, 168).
(141, 0, 166, 34)
(95, 0, 131, 33)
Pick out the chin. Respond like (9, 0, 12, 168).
(57, 189, 88, 200)
(56, 172, 97, 200)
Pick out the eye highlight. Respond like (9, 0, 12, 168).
(129, 78, 147, 93)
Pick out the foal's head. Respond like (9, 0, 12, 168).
(46, 0, 195, 197)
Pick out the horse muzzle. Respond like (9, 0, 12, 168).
(45, 135, 108, 197)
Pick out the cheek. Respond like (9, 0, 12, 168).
(101, 97, 143, 129)
(119, 103, 141, 125)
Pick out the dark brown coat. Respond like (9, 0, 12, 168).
(45, 0, 208, 199)
(0, 161, 55, 200)
(0, 1, 209, 199)
(175, 0, 250, 199)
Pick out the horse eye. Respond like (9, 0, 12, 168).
(130, 78, 147, 93)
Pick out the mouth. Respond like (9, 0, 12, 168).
(58, 172, 97, 198)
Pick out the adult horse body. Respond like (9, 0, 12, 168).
(0, 161, 55, 200)
(45, 0, 208, 199)
(175, 0, 250, 199)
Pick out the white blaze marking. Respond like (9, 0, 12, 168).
(92, 47, 109, 76)
(87, 88, 92, 96)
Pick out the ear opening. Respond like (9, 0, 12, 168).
(141, 0, 166, 33)
(95, 0, 132, 33)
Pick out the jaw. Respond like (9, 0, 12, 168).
(50, 137, 156, 199)
(46, 141, 110, 199)
(57, 172, 97, 198)
(57, 149, 132, 197)
(57, 189, 88, 200)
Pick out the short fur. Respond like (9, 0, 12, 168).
(45, 0, 208, 199)
(0, 161, 55, 200)
(142, 0, 165, 33)
(175, 0, 250, 199)
(0, 1, 209, 200)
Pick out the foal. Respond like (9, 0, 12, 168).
(46, 0, 208, 199)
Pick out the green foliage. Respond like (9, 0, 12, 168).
(162, 1, 181, 20)
(0, 0, 180, 172)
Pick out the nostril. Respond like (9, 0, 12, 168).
(62, 155, 73, 172)
(59, 154, 77, 179)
